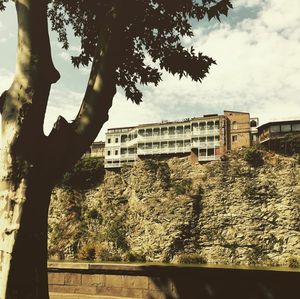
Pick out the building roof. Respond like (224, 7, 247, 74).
(106, 111, 252, 134)
(258, 119, 300, 131)
(224, 110, 250, 115)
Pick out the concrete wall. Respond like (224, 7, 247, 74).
(48, 262, 299, 299)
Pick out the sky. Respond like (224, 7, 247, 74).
(0, 0, 299, 141)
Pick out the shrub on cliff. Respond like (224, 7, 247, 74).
(288, 257, 299, 268)
(59, 157, 104, 189)
(105, 216, 129, 251)
(243, 148, 264, 167)
(171, 178, 192, 195)
(77, 243, 97, 260)
(176, 253, 207, 264)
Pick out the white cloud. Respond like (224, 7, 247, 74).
(233, 0, 263, 8)
(101, 0, 300, 136)
(59, 51, 71, 61)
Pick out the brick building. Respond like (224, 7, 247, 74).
(104, 111, 258, 168)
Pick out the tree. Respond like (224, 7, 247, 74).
(0, 0, 232, 298)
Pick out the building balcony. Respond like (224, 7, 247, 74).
(191, 141, 220, 148)
(192, 129, 219, 136)
(121, 138, 138, 147)
(137, 134, 191, 141)
(120, 154, 138, 160)
(198, 156, 219, 162)
(104, 160, 121, 168)
(137, 147, 190, 155)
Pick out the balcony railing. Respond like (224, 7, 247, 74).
(121, 138, 138, 147)
(137, 147, 190, 155)
(191, 141, 220, 148)
(198, 156, 219, 161)
(137, 134, 191, 141)
(120, 154, 137, 159)
(192, 129, 219, 136)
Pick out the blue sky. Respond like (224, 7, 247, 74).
(0, 0, 299, 141)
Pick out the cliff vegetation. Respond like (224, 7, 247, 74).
(48, 149, 300, 268)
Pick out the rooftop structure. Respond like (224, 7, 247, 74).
(104, 111, 258, 168)
(258, 119, 300, 154)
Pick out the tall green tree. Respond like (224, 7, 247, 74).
(0, 0, 232, 298)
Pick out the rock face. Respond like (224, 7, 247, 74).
(48, 150, 300, 267)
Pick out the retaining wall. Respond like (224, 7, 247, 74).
(48, 262, 299, 299)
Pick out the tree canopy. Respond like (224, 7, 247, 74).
(1, 0, 232, 104)
(0, 1, 232, 298)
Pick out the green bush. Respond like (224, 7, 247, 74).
(177, 253, 207, 264)
(105, 217, 129, 251)
(156, 162, 171, 190)
(125, 252, 147, 263)
(96, 245, 111, 261)
(77, 243, 97, 260)
(295, 154, 300, 165)
(243, 148, 264, 167)
(88, 208, 102, 222)
(143, 159, 158, 172)
(288, 257, 299, 268)
(59, 157, 104, 189)
(171, 178, 192, 195)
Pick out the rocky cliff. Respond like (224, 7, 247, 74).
(48, 150, 300, 267)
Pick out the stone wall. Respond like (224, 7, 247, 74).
(48, 262, 300, 299)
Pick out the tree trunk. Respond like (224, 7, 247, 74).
(0, 172, 52, 299)
(0, 0, 58, 296)
(0, 1, 125, 298)
(0, 78, 55, 299)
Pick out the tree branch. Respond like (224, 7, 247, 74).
(47, 2, 126, 178)
(0, 0, 60, 159)
(15, 0, 60, 85)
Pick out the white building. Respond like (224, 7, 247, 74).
(104, 111, 258, 168)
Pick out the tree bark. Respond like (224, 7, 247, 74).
(0, 0, 59, 298)
(0, 1, 125, 298)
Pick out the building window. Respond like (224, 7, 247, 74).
(121, 135, 127, 143)
(292, 124, 300, 131)
(232, 135, 237, 142)
(232, 121, 237, 130)
(208, 148, 214, 156)
(207, 121, 214, 130)
(199, 123, 205, 130)
(107, 150, 111, 156)
(115, 150, 118, 155)
(250, 119, 257, 127)
(115, 137, 119, 143)
(281, 124, 291, 132)
(270, 125, 280, 133)
(108, 138, 111, 143)
(199, 149, 206, 156)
